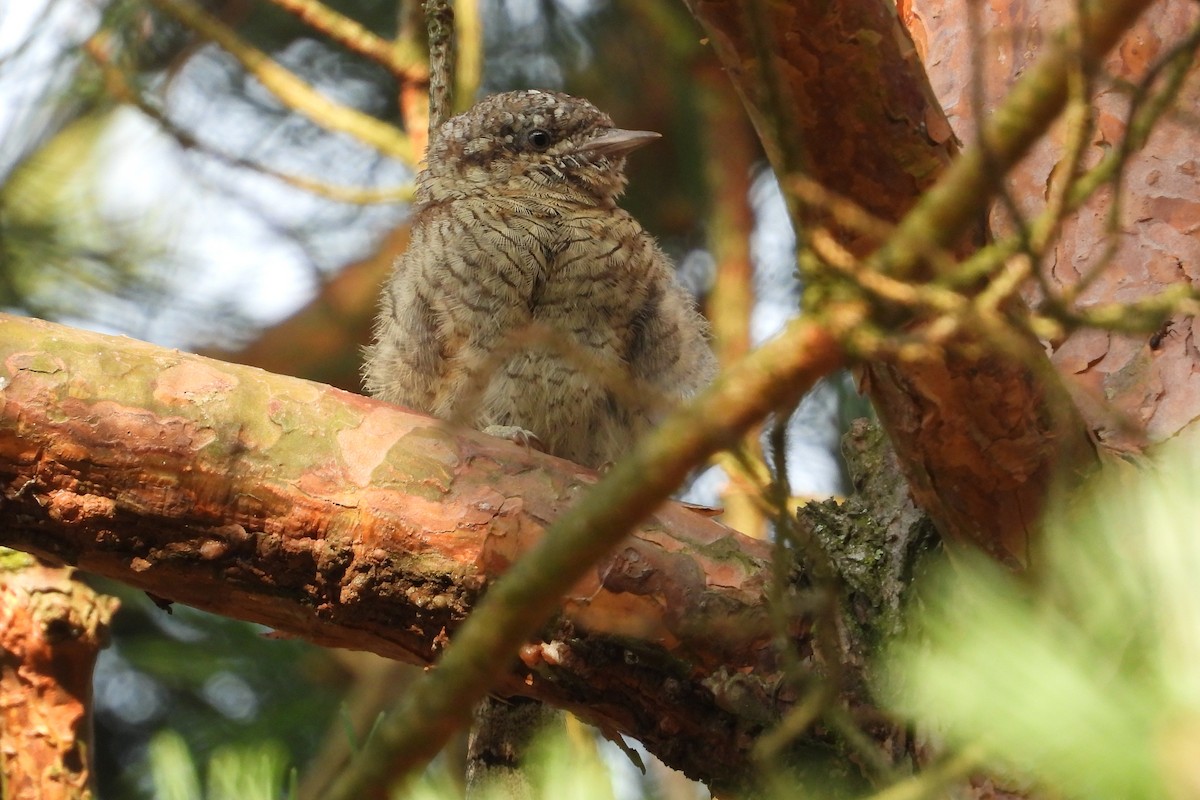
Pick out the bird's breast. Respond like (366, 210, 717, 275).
(428, 197, 657, 360)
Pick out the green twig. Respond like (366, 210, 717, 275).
(324, 318, 846, 799)
(146, 0, 416, 163)
(424, 0, 454, 134)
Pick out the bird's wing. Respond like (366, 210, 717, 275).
(361, 239, 448, 412)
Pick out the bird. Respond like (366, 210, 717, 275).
(363, 89, 716, 471)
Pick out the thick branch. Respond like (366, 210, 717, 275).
(0, 314, 838, 789)
(680, 0, 1156, 562)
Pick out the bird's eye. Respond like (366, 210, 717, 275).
(525, 129, 552, 151)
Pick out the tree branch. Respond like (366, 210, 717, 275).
(325, 310, 845, 797)
(146, 0, 417, 162)
(0, 313, 842, 790)
(263, 0, 429, 83)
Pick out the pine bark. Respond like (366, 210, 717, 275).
(0, 554, 117, 799)
(0, 313, 842, 787)
(681, 0, 1164, 564)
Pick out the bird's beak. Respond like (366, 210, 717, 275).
(578, 128, 662, 158)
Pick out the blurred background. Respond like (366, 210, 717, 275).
(0, 1, 861, 796)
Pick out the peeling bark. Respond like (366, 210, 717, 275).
(0, 553, 117, 799)
(679, 0, 1167, 564)
(905, 0, 1200, 446)
(0, 313, 834, 787)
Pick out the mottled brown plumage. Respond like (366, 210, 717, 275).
(364, 89, 715, 468)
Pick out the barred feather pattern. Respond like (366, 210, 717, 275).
(364, 90, 715, 469)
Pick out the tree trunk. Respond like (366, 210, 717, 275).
(904, 0, 1200, 446)
(681, 0, 1166, 564)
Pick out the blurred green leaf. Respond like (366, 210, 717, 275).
(208, 739, 291, 800)
(882, 436, 1200, 800)
(397, 723, 619, 800)
(149, 730, 291, 800)
(148, 730, 203, 800)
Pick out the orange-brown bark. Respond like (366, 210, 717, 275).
(0, 555, 117, 800)
(904, 0, 1200, 447)
(684, 0, 959, 239)
(680, 0, 1171, 563)
(0, 313, 831, 787)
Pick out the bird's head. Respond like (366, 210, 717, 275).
(418, 90, 660, 205)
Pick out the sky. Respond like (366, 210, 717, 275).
(2, 0, 413, 346)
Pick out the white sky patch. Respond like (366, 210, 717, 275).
(86, 107, 320, 346)
(0, 0, 99, 171)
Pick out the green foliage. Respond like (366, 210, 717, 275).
(0, 111, 168, 320)
(148, 730, 295, 800)
(518, 730, 618, 800)
(400, 725, 619, 800)
(148, 731, 203, 800)
(94, 586, 341, 799)
(883, 436, 1200, 799)
(147, 720, 624, 800)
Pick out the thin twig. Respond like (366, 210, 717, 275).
(262, 0, 428, 83)
(324, 318, 846, 799)
(146, 0, 416, 163)
(424, 0, 455, 135)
